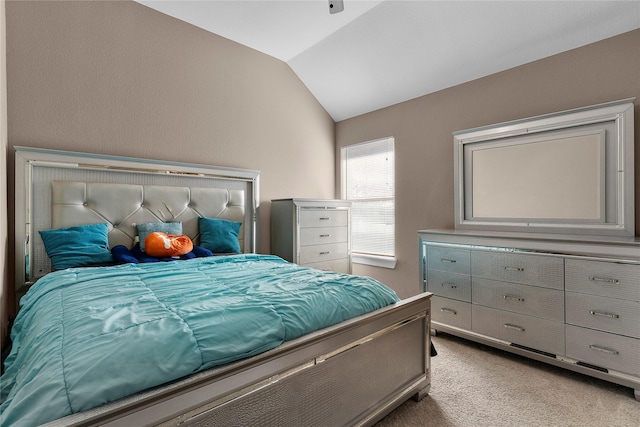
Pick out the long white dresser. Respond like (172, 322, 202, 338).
(419, 229, 640, 400)
(271, 199, 351, 273)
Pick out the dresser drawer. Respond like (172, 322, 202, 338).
(472, 278, 564, 322)
(427, 270, 471, 302)
(566, 325, 640, 376)
(472, 305, 565, 355)
(432, 296, 472, 330)
(304, 258, 350, 274)
(471, 251, 564, 290)
(299, 209, 348, 228)
(299, 243, 348, 264)
(299, 226, 348, 246)
(565, 292, 640, 339)
(565, 259, 640, 301)
(427, 245, 470, 275)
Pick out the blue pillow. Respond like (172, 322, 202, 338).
(112, 243, 210, 264)
(199, 217, 242, 254)
(39, 223, 113, 271)
(191, 245, 213, 258)
(111, 245, 139, 264)
(136, 222, 182, 252)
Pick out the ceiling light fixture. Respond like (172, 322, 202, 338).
(329, 0, 344, 14)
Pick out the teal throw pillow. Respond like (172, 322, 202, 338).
(39, 223, 113, 271)
(199, 217, 242, 254)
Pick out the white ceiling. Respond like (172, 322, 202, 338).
(137, 1, 640, 122)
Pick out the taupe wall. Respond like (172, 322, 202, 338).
(336, 29, 640, 299)
(3, 1, 335, 323)
(1, 0, 9, 345)
(3, 0, 639, 337)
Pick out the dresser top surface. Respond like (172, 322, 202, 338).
(419, 229, 640, 262)
(272, 198, 351, 208)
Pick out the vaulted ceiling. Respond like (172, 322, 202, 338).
(137, 1, 640, 122)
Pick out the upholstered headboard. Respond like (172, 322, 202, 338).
(15, 146, 260, 297)
(50, 181, 246, 250)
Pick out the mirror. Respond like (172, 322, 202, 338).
(454, 99, 635, 237)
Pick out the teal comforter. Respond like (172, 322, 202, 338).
(0, 254, 398, 426)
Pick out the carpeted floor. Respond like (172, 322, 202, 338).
(375, 333, 639, 427)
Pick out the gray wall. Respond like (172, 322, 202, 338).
(3, 0, 335, 325)
(337, 29, 640, 299)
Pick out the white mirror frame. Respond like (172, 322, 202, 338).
(453, 98, 635, 238)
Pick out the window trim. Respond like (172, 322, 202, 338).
(341, 136, 396, 269)
(352, 253, 397, 269)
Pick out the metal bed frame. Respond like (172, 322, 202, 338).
(14, 147, 431, 426)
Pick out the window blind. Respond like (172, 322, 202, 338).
(343, 137, 395, 257)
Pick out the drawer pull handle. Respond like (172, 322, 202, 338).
(441, 283, 457, 289)
(589, 276, 619, 284)
(504, 266, 524, 272)
(440, 308, 457, 315)
(503, 323, 525, 332)
(440, 258, 457, 263)
(319, 234, 331, 237)
(319, 251, 331, 255)
(319, 217, 331, 221)
(503, 294, 525, 302)
(589, 310, 619, 319)
(588, 345, 619, 355)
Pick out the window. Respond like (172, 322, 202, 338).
(342, 137, 396, 268)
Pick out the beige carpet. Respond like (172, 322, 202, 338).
(375, 333, 639, 427)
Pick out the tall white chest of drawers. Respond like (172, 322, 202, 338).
(419, 229, 640, 400)
(271, 199, 351, 273)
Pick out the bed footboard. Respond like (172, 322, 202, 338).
(45, 293, 431, 427)
(179, 302, 429, 427)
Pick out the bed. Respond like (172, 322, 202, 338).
(4, 147, 432, 426)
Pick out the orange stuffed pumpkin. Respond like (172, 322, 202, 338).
(144, 232, 193, 258)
